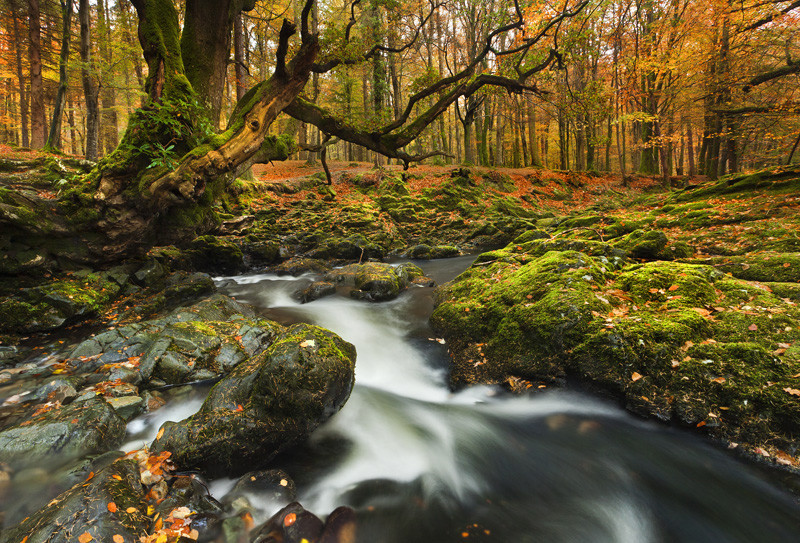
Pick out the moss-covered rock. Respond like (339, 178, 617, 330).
(0, 273, 119, 334)
(150, 323, 356, 477)
(186, 235, 246, 275)
(432, 240, 800, 454)
(686, 253, 800, 283)
(325, 262, 425, 302)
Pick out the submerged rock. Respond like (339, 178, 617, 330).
(150, 323, 356, 477)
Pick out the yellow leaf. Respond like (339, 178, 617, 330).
(78, 533, 93, 543)
(631, 372, 643, 382)
(156, 427, 165, 441)
(126, 507, 138, 514)
(113, 535, 124, 543)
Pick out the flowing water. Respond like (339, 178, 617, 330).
(146, 257, 800, 542)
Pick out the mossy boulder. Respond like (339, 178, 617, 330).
(326, 262, 425, 302)
(186, 235, 246, 275)
(0, 274, 119, 334)
(0, 397, 126, 471)
(686, 253, 800, 283)
(150, 323, 356, 477)
(0, 459, 149, 543)
(409, 244, 460, 260)
(432, 241, 800, 454)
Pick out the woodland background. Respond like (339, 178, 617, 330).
(1, 0, 798, 178)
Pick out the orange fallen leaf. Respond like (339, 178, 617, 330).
(784, 262, 791, 268)
(631, 372, 643, 382)
(784, 387, 800, 396)
(284, 512, 297, 527)
(78, 533, 93, 543)
(112, 475, 122, 481)
(748, 324, 758, 331)
(668, 284, 680, 291)
(126, 507, 138, 513)
(696, 421, 706, 428)
(107, 502, 117, 513)
(712, 377, 726, 384)
(234, 404, 244, 412)
(156, 427, 165, 440)
(113, 535, 124, 543)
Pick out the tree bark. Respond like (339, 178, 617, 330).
(234, 12, 248, 101)
(28, 0, 46, 148)
(79, 0, 100, 161)
(97, 0, 119, 153)
(46, 0, 73, 150)
(11, 1, 30, 148)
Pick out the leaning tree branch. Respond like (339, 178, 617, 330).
(743, 59, 800, 91)
(112, 21, 320, 208)
(738, 0, 800, 32)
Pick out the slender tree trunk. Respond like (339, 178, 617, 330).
(28, 0, 46, 148)
(687, 122, 696, 176)
(11, 2, 30, 148)
(234, 12, 248, 101)
(46, 0, 73, 150)
(97, 0, 118, 153)
(67, 95, 78, 155)
(79, 0, 100, 161)
(527, 95, 540, 167)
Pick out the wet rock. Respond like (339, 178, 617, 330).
(326, 262, 425, 302)
(273, 257, 332, 276)
(132, 258, 168, 287)
(107, 396, 145, 421)
(150, 323, 356, 477)
(0, 459, 149, 543)
(222, 469, 296, 505)
(295, 281, 337, 303)
(68, 294, 277, 386)
(0, 397, 125, 470)
(250, 502, 357, 543)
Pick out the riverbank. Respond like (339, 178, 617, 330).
(1, 154, 800, 540)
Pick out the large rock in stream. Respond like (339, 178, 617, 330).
(0, 397, 125, 470)
(150, 323, 356, 477)
(0, 458, 149, 543)
(431, 234, 800, 460)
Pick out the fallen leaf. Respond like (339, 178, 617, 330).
(697, 421, 706, 427)
(668, 284, 680, 291)
(113, 535, 124, 543)
(107, 502, 117, 513)
(126, 507, 138, 514)
(712, 377, 726, 384)
(671, 359, 680, 368)
(234, 404, 244, 412)
(171, 506, 192, 519)
(783, 387, 800, 396)
(156, 427, 165, 440)
(784, 262, 791, 268)
(748, 323, 758, 331)
(299, 339, 316, 348)
(284, 512, 297, 527)
(78, 533, 93, 543)
(631, 372, 643, 381)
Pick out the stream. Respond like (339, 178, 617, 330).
(131, 256, 800, 542)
